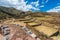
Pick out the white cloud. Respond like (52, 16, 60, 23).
(40, 5, 44, 7)
(17, 4, 40, 11)
(45, 0, 48, 3)
(2, 0, 40, 11)
(5, 0, 19, 5)
(31, 0, 39, 7)
(42, 0, 49, 4)
(47, 6, 60, 12)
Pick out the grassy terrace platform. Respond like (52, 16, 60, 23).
(34, 26, 58, 37)
(27, 22, 41, 27)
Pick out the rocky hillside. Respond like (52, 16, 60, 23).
(0, 6, 60, 19)
(0, 6, 60, 40)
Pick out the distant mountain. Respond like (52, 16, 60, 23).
(0, 6, 21, 16)
(0, 6, 60, 19)
(0, 6, 26, 19)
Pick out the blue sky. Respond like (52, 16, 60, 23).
(0, 0, 60, 12)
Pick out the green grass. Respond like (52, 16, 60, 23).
(57, 33, 60, 37)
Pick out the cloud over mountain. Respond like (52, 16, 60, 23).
(0, 0, 40, 11)
(0, 0, 59, 12)
(47, 6, 60, 12)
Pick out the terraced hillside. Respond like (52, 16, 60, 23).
(0, 6, 60, 40)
